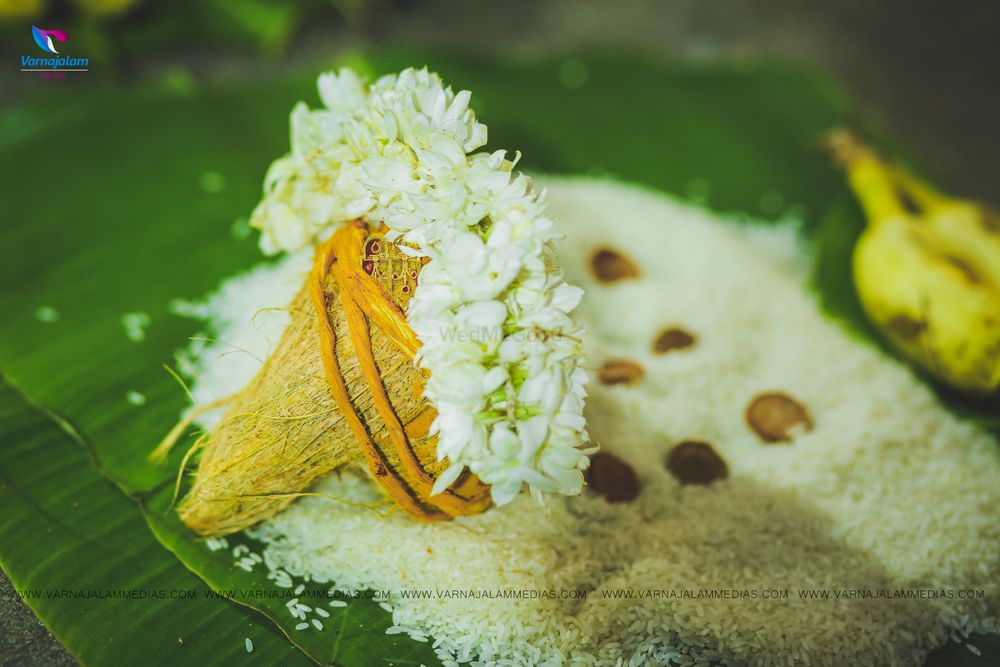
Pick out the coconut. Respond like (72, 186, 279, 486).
(158, 222, 492, 536)
(155, 68, 591, 536)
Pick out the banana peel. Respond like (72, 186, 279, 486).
(829, 130, 1000, 395)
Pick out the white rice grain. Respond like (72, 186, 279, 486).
(183, 177, 1000, 667)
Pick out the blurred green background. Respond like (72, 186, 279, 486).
(2, 0, 998, 200)
(1, 1, 997, 665)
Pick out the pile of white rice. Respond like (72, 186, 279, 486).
(179, 177, 1000, 666)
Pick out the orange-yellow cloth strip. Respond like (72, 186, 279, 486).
(330, 222, 492, 516)
(310, 229, 445, 521)
(344, 265, 422, 359)
(340, 284, 490, 516)
(403, 407, 493, 505)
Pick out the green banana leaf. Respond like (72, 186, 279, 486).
(0, 381, 313, 665)
(0, 49, 995, 666)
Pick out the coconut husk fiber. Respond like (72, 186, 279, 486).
(163, 221, 492, 537)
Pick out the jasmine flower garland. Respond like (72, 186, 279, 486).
(250, 67, 592, 506)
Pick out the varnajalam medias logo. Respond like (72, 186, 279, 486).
(21, 26, 89, 78)
(32, 26, 68, 54)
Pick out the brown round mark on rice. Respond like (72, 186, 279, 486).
(666, 441, 729, 485)
(598, 359, 645, 385)
(584, 452, 641, 503)
(745, 391, 813, 443)
(590, 246, 640, 282)
(653, 327, 697, 354)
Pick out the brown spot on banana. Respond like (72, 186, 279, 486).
(980, 208, 1000, 234)
(943, 255, 982, 285)
(894, 184, 923, 215)
(885, 314, 928, 341)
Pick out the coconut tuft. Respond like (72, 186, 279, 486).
(165, 228, 485, 537)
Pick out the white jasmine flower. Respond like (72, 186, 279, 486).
(482, 366, 508, 394)
(551, 283, 585, 312)
(317, 69, 367, 114)
(433, 404, 488, 463)
(429, 362, 488, 407)
(253, 202, 307, 255)
(453, 300, 508, 340)
(251, 67, 590, 505)
(456, 245, 525, 302)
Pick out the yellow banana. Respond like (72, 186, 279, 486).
(829, 130, 1000, 394)
(0, 0, 46, 20)
(69, 0, 142, 16)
